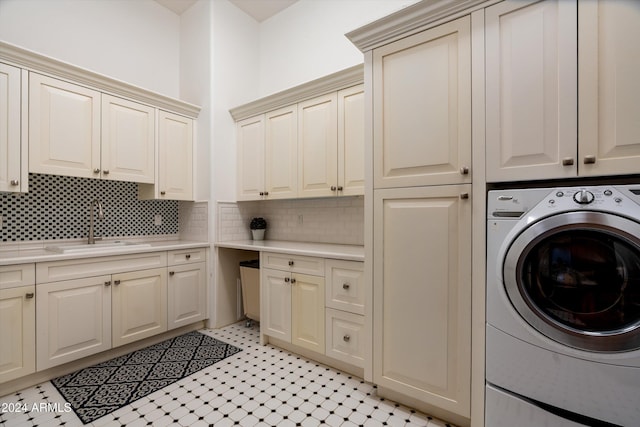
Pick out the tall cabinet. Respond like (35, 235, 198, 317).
(366, 14, 472, 426)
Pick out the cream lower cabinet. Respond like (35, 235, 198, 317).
(325, 259, 365, 368)
(37, 275, 112, 370)
(373, 184, 471, 421)
(261, 253, 325, 354)
(0, 264, 36, 383)
(167, 248, 207, 330)
(111, 268, 167, 347)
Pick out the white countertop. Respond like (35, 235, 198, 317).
(0, 239, 209, 266)
(215, 240, 364, 262)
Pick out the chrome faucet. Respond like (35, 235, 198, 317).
(88, 199, 104, 244)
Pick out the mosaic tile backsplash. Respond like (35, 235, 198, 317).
(1, 174, 178, 242)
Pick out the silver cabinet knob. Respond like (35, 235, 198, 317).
(288, 260, 294, 266)
(160, 191, 166, 195)
(584, 155, 596, 164)
(331, 186, 337, 191)
(103, 169, 109, 175)
(259, 192, 264, 196)
(460, 166, 469, 175)
(10, 179, 19, 186)
(562, 158, 575, 166)
(25, 292, 34, 299)
(342, 283, 350, 290)
(169, 271, 175, 276)
(264, 191, 269, 196)
(114, 280, 121, 285)
(337, 186, 343, 191)
(104, 281, 111, 287)
(460, 193, 469, 199)
(186, 254, 191, 260)
(284, 277, 290, 283)
(93, 168, 100, 174)
(343, 335, 350, 342)
(291, 278, 296, 284)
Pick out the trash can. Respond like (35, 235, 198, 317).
(239, 259, 260, 326)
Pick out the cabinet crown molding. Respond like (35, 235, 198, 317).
(229, 64, 363, 121)
(346, 0, 489, 52)
(0, 41, 200, 118)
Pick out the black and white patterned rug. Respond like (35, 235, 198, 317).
(51, 331, 242, 424)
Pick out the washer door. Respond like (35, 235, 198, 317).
(504, 211, 640, 352)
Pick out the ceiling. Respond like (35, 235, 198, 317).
(155, 0, 298, 22)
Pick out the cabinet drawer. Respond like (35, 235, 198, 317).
(325, 308, 364, 368)
(36, 252, 167, 284)
(261, 252, 324, 276)
(325, 259, 364, 315)
(0, 264, 36, 289)
(168, 248, 206, 266)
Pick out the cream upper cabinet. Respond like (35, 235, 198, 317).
(265, 105, 298, 199)
(578, 0, 640, 177)
(101, 94, 155, 184)
(236, 115, 265, 201)
(486, 0, 640, 181)
(485, 0, 578, 182)
(0, 63, 26, 193)
(338, 85, 365, 196)
(112, 268, 167, 347)
(373, 16, 471, 189)
(298, 93, 338, 198)
(29, 73, 101, 179)
(156, 110, 194, 200)
(37, 275, 112, 370)
(373, 184, 471, 420)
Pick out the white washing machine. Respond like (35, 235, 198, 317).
(486, 185, 640, 427)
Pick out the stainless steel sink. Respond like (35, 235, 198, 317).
(45, 241, 151, 254)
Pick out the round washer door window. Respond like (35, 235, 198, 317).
(503, 211, 640, 352)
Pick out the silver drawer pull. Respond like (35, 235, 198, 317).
(342, 283, 350, 290)
(93, 168, 100, 174)
(343, 335, 350, 342)
(584, 155, 596, 164)
(562, 157, 574, 166)
(114, 280, 121, 285)
(25, 292, 34, 299)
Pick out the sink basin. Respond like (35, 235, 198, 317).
(45, 241, 151, 254)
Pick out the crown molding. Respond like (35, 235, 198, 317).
(346, 0, 489, 52)
(229, 64, 364, 121)
(0, 41, 200, 118)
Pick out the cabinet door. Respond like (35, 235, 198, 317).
(168, 262, 206, 330)
(265, 105, 297, 199)
(373, 185, 471, 418)
(485, 0, 578, 182)
(237, 115, 265, 201)
(0, 286, 35, 382)
(29, 73, 101, 179)
(37, 276, 111, 370)
(158, 110, 193, 200)
(578, 0, 640, 176)
(112, 268, 167, 347)
(298, 93, 338, 198)
(101, 94, 155, 183)
(373, 16, 471, 189)
(261, 268, 291, 342)
(338, 85, 365, 196)
(0, 63, 23, 193)
(291, 273, 325, 353)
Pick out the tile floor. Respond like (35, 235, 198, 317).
(0, 322, 455, 427)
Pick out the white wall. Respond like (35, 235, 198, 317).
(257, 0, 420, 96)
(0, 0, 181, 97)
